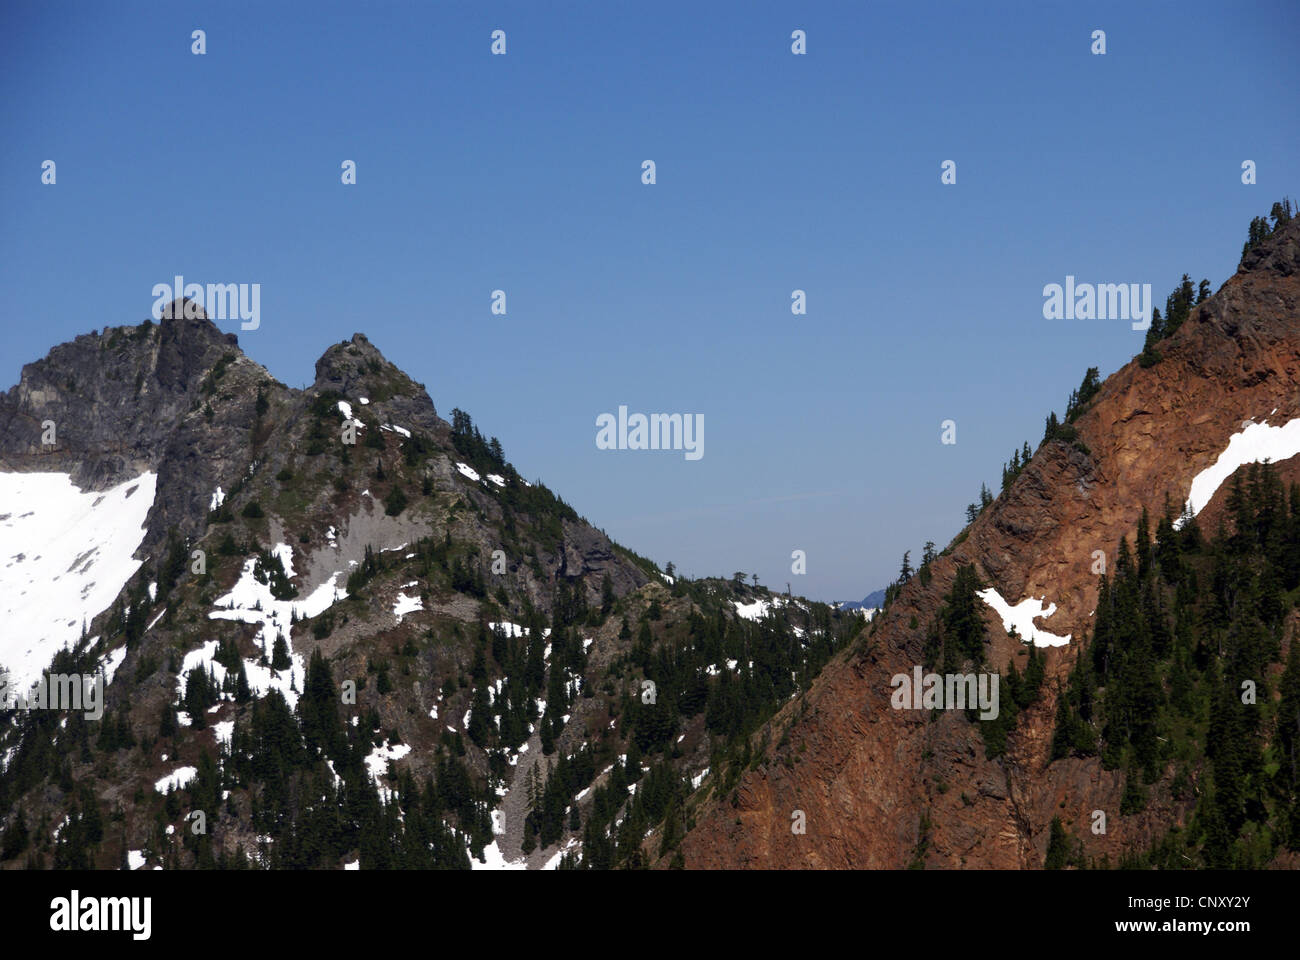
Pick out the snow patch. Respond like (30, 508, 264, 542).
(203, 546, 349, 710)
(471, 810, 529, 870)
(542, 839, 579, 870)
(213, 720, 234, 748)
(393, 592, 423, 624)
(364, 741, 411, 785)
(1175, 417, 1300, 528)
(0, 471, 157, 692)
(155, 766, 198, 794)
(976, 589, 1071, 648)
(99, 645, 127, 687)
(337, 400, 364, 428)
(733, 596, 786, 621)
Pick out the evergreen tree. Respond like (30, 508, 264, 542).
(271, 633, 292, 671)
(1044, 816, 1070, 869)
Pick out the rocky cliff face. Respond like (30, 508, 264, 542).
(0, 306, 240, 483)
(674, 218, 1300, 869)
(0, 303, 643, 600)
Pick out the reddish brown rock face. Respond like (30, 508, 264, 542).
(676, 220, 1300, 869)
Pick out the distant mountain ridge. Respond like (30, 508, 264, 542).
(837, 588, 886, 611)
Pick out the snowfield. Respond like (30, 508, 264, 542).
(0, 471, 157, 693)
(1175, 416, 1300, 529)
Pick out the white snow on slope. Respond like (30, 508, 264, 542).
(489, 621, 550, 640)
(976, 589, 1071, 648)
(456, 462, 481, 482)
(393, 592, 422, 623)
(1175, 417, 1300, 529)
(209, 486, 225, 510)
(471, 810, 529, 870)
(0, 471, 156, 692)
(733, 596, 787, 621)
(472, 841, 529, 869)
(213, 720, 234, 748)
(202, 545, 349, 710)
(486, 473, 505, 487)
(381, 424, 412, 438)
(541, 839, 579, 870)
(127, 850, 147, 870)
(364, 741, 411, 784)
(337, 400, 364, 429)
(155, 766, 198, 794)
(99, 645, 127, 687)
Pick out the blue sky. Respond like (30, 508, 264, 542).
(2, 1, 1298, 601)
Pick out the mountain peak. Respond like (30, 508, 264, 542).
(1237, 211, 1300, 278)
(313, 333, 437, 420)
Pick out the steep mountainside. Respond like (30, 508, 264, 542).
(674, 211, 1300, 869)
(0, 302, 863, 869)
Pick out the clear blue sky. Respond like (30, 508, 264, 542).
(2, 1, 1298, 602)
